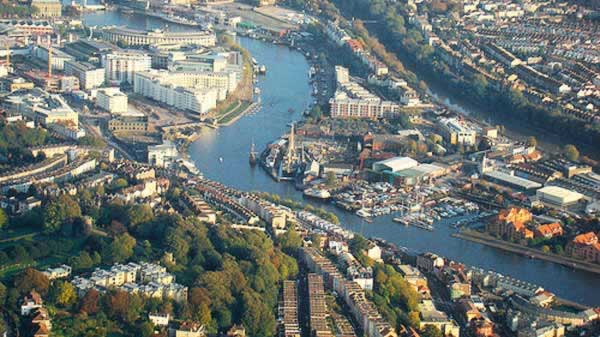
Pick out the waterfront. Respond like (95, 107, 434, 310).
(79, 11, 600, 306)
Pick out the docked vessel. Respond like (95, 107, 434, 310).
(356, 208, 372, 218)
(303, 188, 331, 200)
(249, 141, 257, 166)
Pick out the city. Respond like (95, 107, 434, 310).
(0, 0, 598, 336)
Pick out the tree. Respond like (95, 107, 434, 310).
(50, 280, 77, 307)
(428, 133, 442, 144)
(106, 290, 130, 321)
(563, 144, 579, 161)
(79, 288, 100, 314)
(127, 204, 154, 228)
(188, 287, 212, 325)
(106, 233, 136, 264)
(278, 228, 302, 253)
(527, 136, 537, 147)
(0, 209, 7, 229)
(325, 171, 337, 187)
(43, 194, 82, 232)
(13, 268, 50, 295)
(0, 281, 6, 305)
(421, 325, 443, 337)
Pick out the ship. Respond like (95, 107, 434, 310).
(249, 141, 257, 166)
(303, 188, 331, 200)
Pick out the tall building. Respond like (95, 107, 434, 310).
(31, 0, 62, 18)
(64, 60, 105, 90)
(103, 51, 151, 84)
(329, 66, 401, 119)
(96, 87, 128, 114)
(133, 69, 238, 115)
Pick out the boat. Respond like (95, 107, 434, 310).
(249, 141, 257, 166)
(259, 65, 267, 74)
(356, 209, 372, 218)
(304, 188, 331, 199)
(254, 87, 261, 95)
(219, 157, 224, 163)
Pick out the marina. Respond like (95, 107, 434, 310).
(76, 10, 600, 306)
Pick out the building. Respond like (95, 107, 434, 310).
(71, 262, 188, 302)
(566, 232, 600, 263)
(174, 322, 206, 337)
(397, 265, 428, 291)
(0, 19, 54, 36)
(535, 186, 584, 209)
(418, 300, 460, 337)
(487, 208, 534, 240)
(133, 70, 230, 115)
(329, 66, 401, 119)
(64, 60, 105, 90)
(43, 264, 72, 280)
(147, 141, 178, 168)
(484, 170, 542, 191)
(101, 27, 216, 47)
(373, 157, 419, 173)
(96, 87, 128, 114)
(21, 290, 43, 316)
(31, 0, 62, 18)
(438, 117, 477, 146)
(149, 313, 170, 326)
(534, 223, 564, 239)
(4, 88, 78, 127)
(103, 51, 151, 84)
(108, 114, 148, 133)
(416, 252, 444, 272)
(0, 77, 35, 93)
(279, 280, 301, 337)
(33, 45, 73, 71)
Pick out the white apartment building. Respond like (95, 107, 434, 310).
(64, 60, 105, 90)
(133, 70, 229, 115)
(103, 51, 152, 84)
(96, 87, 128, 114)
(147, 140, 178, 168)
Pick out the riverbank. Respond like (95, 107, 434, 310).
(219, 101, 259, 126)
(453, 229, 600, 275)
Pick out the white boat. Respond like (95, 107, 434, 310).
(356, 209, 372, 218)
(219, 157, 223, 163)
(304, 188, 331, 199)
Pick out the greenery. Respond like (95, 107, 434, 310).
(371, 264, 421, 330)
(319, 0, 600, 151)
(0, 3, 38, 17)
(0, 122, 49, 168)
(43, 195, 82, 233)
(563, 144, 580, 161)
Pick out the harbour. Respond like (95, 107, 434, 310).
(77, 10, 600, 306)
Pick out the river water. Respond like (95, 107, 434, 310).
(80, 11, 600, 306)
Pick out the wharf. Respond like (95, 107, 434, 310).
(453, 230, 600, 275)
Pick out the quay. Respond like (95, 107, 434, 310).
(453, 229, 600, 275)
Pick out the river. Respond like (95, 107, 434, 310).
(79, 10, 600, 306)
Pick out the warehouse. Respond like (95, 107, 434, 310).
(536, 186, 584, 209)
